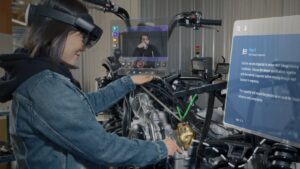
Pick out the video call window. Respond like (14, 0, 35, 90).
(120, 26, 168, 58)
(111, 19, 169, 76)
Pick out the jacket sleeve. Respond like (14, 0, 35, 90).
(29, 74, 168, 167)
(86, 76, 135, 114)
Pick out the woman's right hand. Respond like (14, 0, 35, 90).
(163, 137, 182, 157)
(131, 75, 154, 85)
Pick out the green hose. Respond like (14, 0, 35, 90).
(176, 94, 198, 121)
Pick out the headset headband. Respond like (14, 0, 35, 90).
(25, 4, 102, 48)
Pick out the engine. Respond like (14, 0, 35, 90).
(129, 93, 173, 141)
(128, 92, 197, 169)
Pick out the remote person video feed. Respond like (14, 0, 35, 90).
(112, 22, 168, 76)
(133, 33, 161, 57)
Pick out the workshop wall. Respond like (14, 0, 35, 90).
(197, 0, 300, 70)
(141, 0, 300, 75)
(140, 0, 300, 109)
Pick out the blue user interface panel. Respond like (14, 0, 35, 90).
(111, 19, 168, 76)
(224, 15, 300, 147)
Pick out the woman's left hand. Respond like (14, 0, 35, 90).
(131, 75, 154, 85)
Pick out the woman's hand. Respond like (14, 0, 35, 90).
(163, 137, 183, 157)
(131, 75, 154, 85)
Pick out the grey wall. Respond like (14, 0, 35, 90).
(141, 0, 300, 75)
(140, 0, 300, 108)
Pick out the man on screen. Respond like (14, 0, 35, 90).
(133, 34, 161, 57)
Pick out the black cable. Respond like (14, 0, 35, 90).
(221, 56, 226, 63)
(168, 13, 182, 39)
(106, 125, 122, 132)
(144, 83, 175, 102)
(142, 84, 179, 115)
(145, 82, 192, 125)
(146, 79, 229, 136)
(159, 79, 189, 114)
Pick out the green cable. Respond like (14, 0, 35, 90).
(182, 94, 198, 120)
(176, 106, 183, 120)
(176, 94, 198, 121)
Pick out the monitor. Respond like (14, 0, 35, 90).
(111, 19, 168, 76)
(191, 57, 213, 77)
(215, 63, 229, 74)
(224, 15, 300, 148)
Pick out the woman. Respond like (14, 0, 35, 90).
(0, 0, 180, 168)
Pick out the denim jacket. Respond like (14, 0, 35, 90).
(9, 70, 168, 169)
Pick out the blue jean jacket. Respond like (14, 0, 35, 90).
(10, 70, 168, 169)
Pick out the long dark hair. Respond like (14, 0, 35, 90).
(24, 0, 88, 64)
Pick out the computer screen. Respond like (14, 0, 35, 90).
(111, 19, 168, 76)
(215, 63, 229, 74)
(224, 15, 300, 148)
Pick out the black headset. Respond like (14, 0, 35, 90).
(25, 4, 103, 48)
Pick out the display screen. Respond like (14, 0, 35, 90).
(192, 60, 205, 71)
(224, 15, 300, 148)
(216, 63, 229, 74)
(111, 19, 168, 76)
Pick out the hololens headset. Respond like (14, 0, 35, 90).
(25, 4, 103, 48)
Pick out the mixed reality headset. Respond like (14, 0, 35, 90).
(25, 4, 103, 48)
